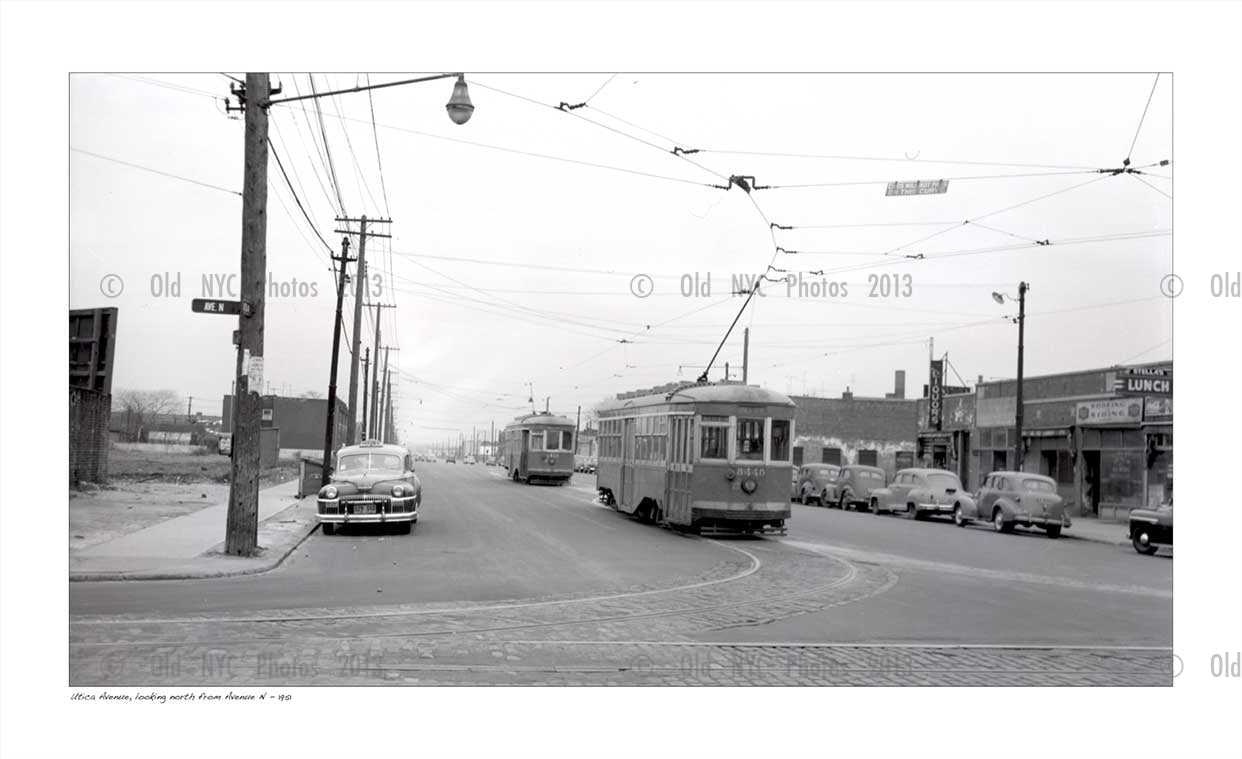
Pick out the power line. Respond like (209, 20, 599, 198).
(324, 76, 381, 213)
(584, 73, 619, 104)
(1126, 74, 1161, 163)
(762, 168, 1098, 191)
(266, 137, 334, 254)
(1130, 173, 1172, 200)
(365, 74, 392, 217)
(308, 74, 348, 214)
(71, 147, 241, 197)
(698, 148, 1099, 172)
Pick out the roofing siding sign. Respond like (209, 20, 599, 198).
(1076, 398, 1144, 425)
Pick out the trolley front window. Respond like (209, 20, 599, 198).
(543, 430, 572, 451)
(736, 418, 765, 460)
(770, 419, 791, 462)
(700, 415, 729, 460)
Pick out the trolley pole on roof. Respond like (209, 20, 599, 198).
(742, 327, 750, 384)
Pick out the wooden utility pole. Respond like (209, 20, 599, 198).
(365, 303, 395, 439)
(335, 216, 391, 443)
(186, 396, 194, 421)
(742, 327, 750, 384)
(378, 346, 393, 441)
(226, 73, 271, 557)
(321, 237, 355, 486)
(1014, 282, 1028, 472)
(360, 347, 370, 440)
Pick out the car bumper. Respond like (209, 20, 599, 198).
(317, 497, 419, 523)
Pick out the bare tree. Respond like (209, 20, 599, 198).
(114, 389, 182, 441)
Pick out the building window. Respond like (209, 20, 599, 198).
(792, 446, 804, 466)
(895, 451, 915, 470)
(858, 449, 878, 467)
(821, 447, 842, 465)
(736, 418, 765, 460)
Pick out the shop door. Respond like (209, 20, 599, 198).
(1083, 450, 1101, 516)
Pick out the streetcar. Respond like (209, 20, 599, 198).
(500, 412, 576, 484)
(595, 382, 796, 534)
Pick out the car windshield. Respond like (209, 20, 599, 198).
(856, 471, 884, 483)
(926, 473, 962, 491)
(1020, 478, 1055, 493)
(338, 453, 403, 472)
(812, 466, 839, 480)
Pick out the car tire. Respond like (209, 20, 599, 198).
(1044, 524, 1062, 539)
(907, 504, 920, 520)
(953, 505, 966, 527)
(321, 523, 335, 536)
(396, 521, 412, 535)
(838, 494, 849, 511)
(992, 509, 1012, 533)
(871, 499, 882, 515)
(801, 492, 812, 506)
(1132, 531, 1159, 555)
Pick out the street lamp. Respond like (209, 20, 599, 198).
(446, 75, 474, 125)
(992, 283, 1029, 471)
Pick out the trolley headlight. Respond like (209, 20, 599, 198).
(391, 485, 405, 498)
(741, 479, 758, 494)
(320, 485, 338, 500)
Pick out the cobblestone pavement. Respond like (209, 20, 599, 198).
(70, 538, 1172, 686)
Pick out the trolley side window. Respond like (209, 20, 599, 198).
(529, 431, 545, 451)
(700, 415, 729, 460)
(770, 419, 791, 462)
(736, 418, 765, 461)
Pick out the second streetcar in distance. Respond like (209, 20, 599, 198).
(595, 382, 796, 534)
(500, 412, 576, 485)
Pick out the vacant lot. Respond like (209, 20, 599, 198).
(108, 443, 299, 486)
(70, 481, 228, 551)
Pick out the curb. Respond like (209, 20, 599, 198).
(69, 501, 320, 582)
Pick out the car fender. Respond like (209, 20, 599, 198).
(870, 487, 894, 507)
(992, 498, 1017, 520)
(907, 487, 931, 507)
(954, 493, 976, 515)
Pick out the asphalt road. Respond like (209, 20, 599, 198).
(69, 464, 732, 617)
(69, 464, 1173, 684)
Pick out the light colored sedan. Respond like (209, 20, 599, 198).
(870, 468, 975, 519)
(956, 471, 1069, 538)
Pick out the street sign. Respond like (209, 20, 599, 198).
(886, 179, 950, 197)
(192, 298, 249, 316)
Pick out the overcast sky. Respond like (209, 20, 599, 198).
(69, 73, 1172, 444)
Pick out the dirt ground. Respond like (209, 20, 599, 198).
(70, 482, 229, 551)
(70, 445, 301, 551)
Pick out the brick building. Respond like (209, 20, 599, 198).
(790, 371, 919, 478)
(70, 387, 111, 486)
(69, 308, 117, 487)
(916, 360, 1173, 520)
(222, 393, 351, 456)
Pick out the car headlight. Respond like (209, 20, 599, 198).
(320, 485, 338, 500)
(391, 485, 405, 498)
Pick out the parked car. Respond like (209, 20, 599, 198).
(1129, 501, 1173, 555)
(871, 468, 975, 519)
(317, 441, 421, 535)
(834, 465, 888, 511)
(956, 471, 1069, 537)
(795, 463, 841, 506)
(485, 456, 497, 466)
(445, 456, 456, 464)
(463, 455, 477, 465)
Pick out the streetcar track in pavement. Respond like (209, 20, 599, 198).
(70, 538, 764, 627)
(69, 551, 879, 649)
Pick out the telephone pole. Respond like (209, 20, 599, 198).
(378, 346, 395, 441)
(360, 347, 370, 441)
(742, 327, 751, 384)
(1014, 282, 1028, 472)
(225, 73, 271, 557)
(186, 396, 194, 421)
(367, 303, 396, 438)
(321, 237, 355, 486)
(335, 215, 392, 443)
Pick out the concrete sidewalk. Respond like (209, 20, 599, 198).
(1064, 517, 1130, 546)
(70, 479, 319, 581)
